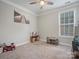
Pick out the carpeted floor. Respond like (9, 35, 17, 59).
(0, 41, 73, 59)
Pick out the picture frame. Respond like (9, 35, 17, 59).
(14, 10, 30, 24)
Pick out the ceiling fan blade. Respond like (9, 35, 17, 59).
(29, 1, 37, 4)
(47, 1, 53, 5)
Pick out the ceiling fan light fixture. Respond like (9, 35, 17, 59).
(40, 0, 45, 6)
(29, 0, 53, 9)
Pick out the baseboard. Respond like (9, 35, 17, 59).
(16, 41, 29, 47)
(41, 39, 72, 47)
(18, 39, 71, 47)
(59, 42, 72, 47)
(41, 39, 46, 42)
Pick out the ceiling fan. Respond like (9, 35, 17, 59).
(29, 0, 54, 9)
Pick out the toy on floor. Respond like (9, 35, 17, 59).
(3, 43, 15, 52)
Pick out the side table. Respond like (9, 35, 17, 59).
(47, 37, 59, 45)
(30, 35, 40, 43)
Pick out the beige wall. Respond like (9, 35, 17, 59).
(38, 2, 79, 45)
(0, 1, 37, 45)
(38, 11, 59, 41)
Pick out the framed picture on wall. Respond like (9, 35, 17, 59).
(14, 10, 30, 24)
(14, 11, 22, 23)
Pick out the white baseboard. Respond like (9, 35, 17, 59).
(41, 39, 72, 47)
(59, 42, 72, 47)
(16, 41, 29, 47)
(16, 39, 72, 47)
(41, 39, 46, 42)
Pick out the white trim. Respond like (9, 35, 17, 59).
(59, 42, 72, 47)
(41, 39, 46, 42)
(73, 8, 76, 36)
(75, 8, 78, 26)
(1, 0, 37, 16)
(41, 38, 72, 47)
(39, 1, 79, 16)
(59, 9, 76, 38)
(16, 41, 29, 47)
(1, 0, 79, 16)
(58, 11, 61, 38)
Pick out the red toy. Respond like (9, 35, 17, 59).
(3, 43, 15, 52)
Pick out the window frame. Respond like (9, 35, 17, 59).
(59, 9, 76, 38)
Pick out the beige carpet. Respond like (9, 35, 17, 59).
(0, 41, 73, 59)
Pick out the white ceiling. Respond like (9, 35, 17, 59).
(3, 0, 78, 14)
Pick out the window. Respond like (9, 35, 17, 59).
(59, 11, 74, 37)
